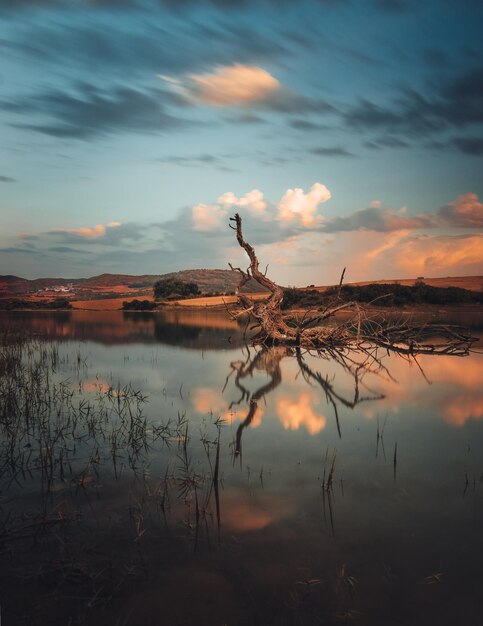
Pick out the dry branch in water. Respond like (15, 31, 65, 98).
(228, 213, 476, 355)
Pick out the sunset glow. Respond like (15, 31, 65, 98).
(0, 1, 481, 284)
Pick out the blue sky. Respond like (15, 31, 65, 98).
(0, 0, 482, 283)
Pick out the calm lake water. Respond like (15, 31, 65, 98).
(1, 309, 482, 626)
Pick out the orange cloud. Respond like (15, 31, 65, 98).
(192, 387, 264, 427)
(354, 353, 483, 428)
(70, 224, 106, 239)
(221, 492, 294, 532)
(66, 221, 122, 239)
(83, 379, 112, 394)
(189, 64, 280, 106)
(364, 229, 411, 261)
(193, 387, 227, 414)
(277, 392, 326, 434)
(393, 234, 483, 275)
(442, 395, 483, 426)
(222, 502, 273, 531)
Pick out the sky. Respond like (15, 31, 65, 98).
(0, 0, 482, 284)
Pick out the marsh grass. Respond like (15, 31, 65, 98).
(0, 335, 230, 623)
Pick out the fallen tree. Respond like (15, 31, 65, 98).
(227, 213, 476, 355)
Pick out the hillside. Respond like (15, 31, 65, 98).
(1, 272, 481, 305)
(0, 269, 268, 298)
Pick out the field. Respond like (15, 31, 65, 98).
(2, 275, 481, 310)
(325, 275, 483, 292)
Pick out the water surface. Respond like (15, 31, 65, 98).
(0, 310, 482, 626)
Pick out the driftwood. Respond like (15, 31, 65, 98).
(228, 213, 476, 355)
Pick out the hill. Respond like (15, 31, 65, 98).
(282, 281, 483, 310)
(1, 272, 481, 305)
(0, 269, 268, 298)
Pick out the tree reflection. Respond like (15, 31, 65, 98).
(225, 345, 387, 458)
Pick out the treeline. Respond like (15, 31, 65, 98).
(121, 299, 157, 311)
(153, 278, 200, 300)
(282, 282, 483, 309)
(153, 277, 236, 301)
(0, 298, 73, 310)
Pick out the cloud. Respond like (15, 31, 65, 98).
(278, 183, 331, 227)
(54, 221, 122, 240)
(191, 182, 332, 233)
(48, 246, 90, 254)
(325, 206, 433, 232)
(0, 246, 43, 255)
(160, 64, 333, 113)
(47, 222, 127, 241)
(277, 392, 327, 434)
(0, 0, 129, 8)
(380, 233, 483, 275)
(364, 229, 411, 261)
(0, 175, 16, 182)
(192, 386, 264, 428)
(452, 137, 483, 156)
(364, 136, 410, 150)
(68, 224, 107, 239)
(0, 0, 346, 13)
(218, 189, 267, 215)
(344, 65, 483, 137)
(192, 203, 228, 232)
(190, 186, 483, 241)
(0, 84, 193, 139)
(0, 16, 290, 82)
(289, 119, 329, 131)
(225, 112, 267, 124)
(442, 395, 483, 427)
(186, 64, 280, 106)
(256, 88, 333, 114)
(310, 146, 355, 157)
(157, 153, 220, 166)
(438, 193, 483, 228)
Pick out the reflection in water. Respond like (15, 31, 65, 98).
(226, 345, 386, 455)
(0, 311, 482, 626)
(0, 309, 247, 349)
(277, 392, 327, 434)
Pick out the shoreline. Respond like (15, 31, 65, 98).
(1, 303, 482, 315)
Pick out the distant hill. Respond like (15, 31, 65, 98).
(0, 275, 79, 295)
(80, 269, 268, 292)
(0, 269, 268, 296)
(1, 272, 481, 300)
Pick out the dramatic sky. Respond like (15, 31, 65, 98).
(1, 0, 482, 283)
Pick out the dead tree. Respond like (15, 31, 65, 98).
(228, 213, 476, 354)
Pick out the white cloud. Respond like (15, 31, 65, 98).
(191, 182, 330, 232)
(278, 182, 331, 227)
(218, 189, 267, 215)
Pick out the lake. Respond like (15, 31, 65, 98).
(0, 309, 482, 626)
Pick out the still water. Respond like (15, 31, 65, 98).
(0, 310, 482, 626)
